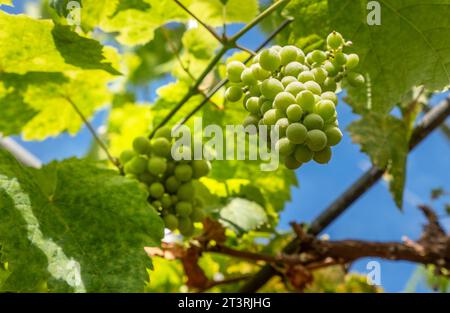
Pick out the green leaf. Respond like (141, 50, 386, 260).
(219, 198, 268, 233)
(99, 0, 187, 46)
(0, 70, 113, 140)
(283, 0, 450, 114)
(332, 0, 450, 113)
(189, 0, 259, 26)
(182, 27, 220, 60)
(111, 0, 151, 17)
(0, 11, 119, 75)
(283, 0, 329, 49)
(0, 150, 165, 292)
(347, 113, 409, 208)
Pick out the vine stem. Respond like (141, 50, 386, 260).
(149, 0, 291, 138)
(173, 0, 223, 43)
(239, 96, 450, 293)
(228, 0, 291, 44)
(65, 96, 120, 170)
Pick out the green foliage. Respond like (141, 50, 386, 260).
(0, 149, 164, 292)
(0, 11, 118, 74)
(219, 198, 268, 233)
(347, 113, 408, 208)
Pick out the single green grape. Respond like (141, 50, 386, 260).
(333, 52, 347, 66)
(226, 61, 246, 83)
(154, 126, 172, 140)
(174, 164, 193, 182)
(284, 155, 303, 170)
(275, 118, 290, 137)
(127, 156, 148, 174)
(313, 147, 332, 164)
(163, 214, 179, 231)
(241, 68, 257, 85)
(283, 61, 305, 77)
(248, 84, 261, 97)
(286, 123, 308, 144)
(286, 104, 303, 123)
(120, 149, 135, 164)
(147, 156, 167, 176)
(323, 61, 339, 77)
(311, 67, 328, 84)
(152, 200, 162, 211)
(346, 53, 359, 70)
(280, 45, 299, 65)
(306, 129, 328, 152)
(325, 126, 343, 146)
(298, 71, 315, 83)
(176, 201, 193, 217)
(303, 113, 324, 130)
(177, 181, 195, 201)
(161, 193, 172, 209)
(133, 136, 151, 155)
(276, 138, 295, 157)
(190, 207, 206, 223)
(294, 145, 314, 163)
(322, 77, 337, 92)
(149, 182, 165, 199)
(260, 78, 284, 100)
(296, 90, 316, 113)
(296, 49, 306, 64)
(285, 82, 305, 96)
(281, 76, 298, 88)
(260, 101, 273, 115)
(225, 86, 243, 102)
(315, 100, 336, 121)
(178, 217, 193, 236)
(304, 81, 322, 95)
(251, 63, 271, 80)
(310, 50, 327, 64)
(139, 172, 157, 185)
(191, 159, 211, 178)
(151, 137, 172, 158)
(263, 109, 284, 125)
(259, 48, 281, 72)
(327, 31, 345, 50)
(165, 175, 180, 193)
(245, 97, 261, 114)
(347, 72, 365, 87)
(273, 92, 296, 111)
(321, 91, 338, 105)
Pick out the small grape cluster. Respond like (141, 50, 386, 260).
(120, 127, 211, 236)
(225, 31, 364, 169)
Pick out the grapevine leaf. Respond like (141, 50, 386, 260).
(331, 0, 450, 113)
(219, 198, 268, 233)
(283, 0, 450, 114)
(0, 149, 165, 292)
(111, 0, 151, 17)
(0, 11, 119, 75)
(0, 70, 113, 140)
(347, 113, 409, 208)
(189, 0, 259, 26)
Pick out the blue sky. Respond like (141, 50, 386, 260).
(3, 1, 450, 292)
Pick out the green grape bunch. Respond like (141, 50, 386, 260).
(119, 127, 211, 237)
(225, 31, 364, 170)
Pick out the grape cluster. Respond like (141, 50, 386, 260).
(225, 31, 364, 169)
(120, 127, 211, 236)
